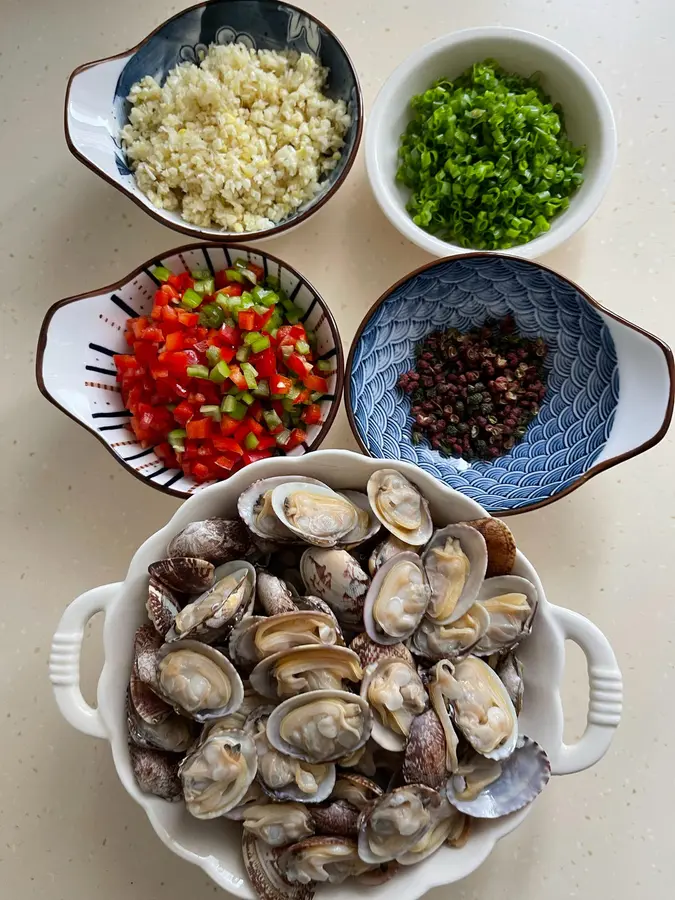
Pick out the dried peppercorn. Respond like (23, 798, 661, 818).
(397, 316, 548, 462)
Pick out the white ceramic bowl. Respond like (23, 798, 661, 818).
(366, 27, 617, 259)
(50, 451, 623, 898)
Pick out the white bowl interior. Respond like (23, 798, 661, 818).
(96, 451, 565, 898)
(366, 27, 617, 259)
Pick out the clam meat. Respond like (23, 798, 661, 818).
(472, 575, 538, 656)
(366, 470, 433, 546)
(363, 553, 430, 645)
(167, 562, 255, 643)
(271, 483, 359, 547)
(410, 603, 490, 662)
(361, 658, 427, 752)
(156, 640, 244, 722)
(180, 728, 258, 819)
(279, 837, 372, 885)
(254, 611, 343, 659)
(250, 645, 362, 699)
(357, 784, 444, 864)
(422, 525, 487, 625)
(240, 802, 316, 847)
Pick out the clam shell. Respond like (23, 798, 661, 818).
(167, 517, 253, 564)
(360, 658, 428, 752)
(446, 736, 550, 818)
(472, 575, 538, 656)
(422, 524, 487, 625)
(271, 483, 359, 548)
(366, 469, 433, 546)
(242, 831, 315, 900)
(464, 517, 516, 577)
(146, 577, 181, 637)
(310, 800, 359, 838)
(250, 645, 362, 700)
(428, 661, 460, 773)
(254, 611, 344, 659)
(128, 744, 182, 801)
(156, 640, 245, 722)
(331, 774, 383, 810)
(180, 728, 258, 819)
(495, 652, 524, 716)
(363, 552, 430, 645)
(257, 571, 298, 616)
(149, 556, 215, 593)
(368, 535, 416, 576)
(401, 709, 447, 791)
(267, 690, 373, 764)
(126, 691, 195, 752)
(349, 632, 414, 668)
(229, 615, 267, 670)
(410, 603, 490, 662)
(129, 669, 172, 725)
(240, 801, 316, 847)
(337, 490, 381, 548)
(167, 560, 256, 643)
(224, 782, 267, 821)
(279, 836, 370, 885)
(132, 624, 163, 688)
(238, 476, 325, 543)
(300, 548, 370, 629)
(293, 595, 338, 622)
(396, 804, 465, 865)
(357, 784, 444, 864)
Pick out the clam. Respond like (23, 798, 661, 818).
(225, 781, 267, 820)
(331, 774, 383, 810)
(360, 658, 428, 752)
(257, 571, 298, 616)
(366, 470, 433, 546)
(310, 801, 359, 838)
(368, 535, 415, 576)
(146, 576, 181, 637)
(267, 690, 372, 764)
(167, 561, 256, 643)
(242, 831, 315, 900)
(401, 709, 447, 791)
(428, 661, 461, 773)
(167, 517, 253, 564)
(126, 691, 195, 753)
(422, 524, 487, 625)
(435, 656, 518, 761)
(495, 652, 525, 716)
(410, 603, 490, 661)
(464, 517, 516, 577)
(337, 490, 381, 548)
(357, 784, 444, 864)
(238, 475, 324, 543)
(300, 548, 369, 629)
(446, 736, 550, 818)
(396, 803, 467, 865)
(349, 632, 414, 669)
(155, 640, 244, 722)
(271, 483, 360, 548)
(250, 645, 363, 700)
(254, 611, 343, 659)
(363, 553, 430, 645)
(129, 669, 172, 725)
(472, 575, 538, 656)
(240, 802, 316, 848)
(229, 616, 268, 671)
(180, 728, 258, 819)
(129, 743, 182, 801)
(132, 624, 163, 689)
(148, 556, 215, 593)
(279, 836, 372, 885)
(201, 684, 268, 737)
(246, 708, 337, 804)
(293, 595, 338, 622)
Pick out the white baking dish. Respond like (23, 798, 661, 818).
(49, 450, 623, 898)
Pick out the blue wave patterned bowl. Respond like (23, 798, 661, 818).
(346, 255, 674, 514)
(65, 0, 362, 242)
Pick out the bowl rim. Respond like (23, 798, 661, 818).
(63, 0, 364, 243)
(35, 239, 345, 499)
(365, 25, 618, 259)
(344, 251, 675, 516)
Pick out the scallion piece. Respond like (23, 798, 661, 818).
(152, 265, 172, 282)
(187, 364, 210, 379)
(182, 288, 203, 309)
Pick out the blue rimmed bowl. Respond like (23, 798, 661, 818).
(346, 254, 674, 514)
(65, 0, 362, 242)
(36, 243, 343, 498)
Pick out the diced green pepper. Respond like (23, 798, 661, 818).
(252, 379, 270, 398)
(221, 395, 237, 414)
(317, 359, 333, 372)
(263, 409, 283, 431)
(230, 400, 248, 421)
(251, 335, 271, 354)
(287, 384, 302, 401)
(190, 269, 211, 281)
(168, 428, 187, 451)
(193, 277, 215, 296)
(199, 303, 225, 328)
(182, 288, 204, 309)
(225, 269, 246, 283)
(239, 291, 254, 309)
(240, 391, 255, 406)
(241, 362, 258, 390)
(310, 391, 324, 403)
(264, 274, 280, 290)
(200, 404, 221, 422)
(281, 397, 296, 412)
(295, 339, 310, 355)
(275, 428, 292, 447)
(252, 285, 278, 307)
(209, 361, 231, 383)
(236, 346, 250, 363)
(152, 265, 172, 282)
(187, 365, 210, 379)
(206, 345, 221, 367)
(244, 432, 260, 450)
(244, 331, 263, 346)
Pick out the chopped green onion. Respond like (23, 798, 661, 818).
(295, 339, 310, 355)
(193, 277, 215, 296)
(244, 432, 260, 450)
(236, 346, 250, 363)
(152, 265, 172, 282)
(221, 395, 237, 414)
(225, 268, 246, 283)
(252, 380, 270, 398)
(241, 362, 258, 390)
(230, 400, 248, 421)
(168, 428, 187, 451)
(206, 345, 221, 367)
(275, 428, 292, 447)
(182, 288, 203, 309)
(251, 335, 271, 354)
(263, 409, 283, 431)
(244, 331, 263, 346)
(209, 361, 231, 383)
(239, 291, 254, 309)
(187, 365, 210, 379)
(200, 404, 221, 422)
(317, 360, 333, 372)
(240, 391, 255, 406)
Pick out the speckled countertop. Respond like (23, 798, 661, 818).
(1, 0, 674, 897)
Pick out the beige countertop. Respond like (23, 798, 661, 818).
(1, 0, 674, 896)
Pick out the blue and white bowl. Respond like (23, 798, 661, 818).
(346, 254, 674, 514)
(65, 0, 362, 241)
(37, 243, 343, 498)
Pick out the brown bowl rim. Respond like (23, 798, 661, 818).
(344, 251, 674, 517)
(63, 0, 364, 243)
(36, 240, 345, 499)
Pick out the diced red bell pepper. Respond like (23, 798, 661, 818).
(153, 289, 170, 308)
(242, 448, 273, 465)
(234, 421, 253, 444)
(247, 262, 265, 281)
(161, 305, 179, 324)
(218, 283, 244, 297)
(256, 434, 278, 450)
(173, 381, 189, 399)
(288, 427, 308, 448)
(256, 307, 276, 330)
(250, 347, 276, 378)
(293, 388, 311, 406)
(160, 283, 180, 301)
(168, 272, 194, 293)
(219, 325, 241, 347)
(271, 400, 285, 419)
(301, 403, 323, 425)
(192, 462, 213, 483)
(197, 442, 214, 458)
(228, 365, 248, 391)
(303, 373, 329, 394)
(212, 437, 244, 456)
(177, 310, 200, 327)
(183, 439, 199, 460)
(214, 454, 239, 471)
(165, 349, 199, 377)
(129, 416, 154, 444)
(173, 401, 195, 427)
(220, 415, 241, 436)
(164, 332, 184, 352)
(114, 353, 141, 372)
(238, 310, 256, 331)
(248, 400, 263, 422)
(150, 305, 163, 321)
(139, 325, 164, 343)
(270, 374, 293, 395)
(285, 352, 313, 378)
(247, 417, 264, 437)
(218, 346, 236, 365)
(132, 341, 158, 366)
(186, 418, 212, 440)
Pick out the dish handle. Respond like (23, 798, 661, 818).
(548, 606, 623, 775)
(49, 582, 121, 740)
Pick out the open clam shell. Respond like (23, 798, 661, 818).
(146, 577, 182, 638)
(148, 556, 215, 593)
(366, 469, 433, 546)
(242, 831, 315, 900)
(357, 784, 444, 864)
(129, 744, 182, 801)
(257, 571, 298, 616)
(363, 552, 430, 645)
(422, 524, 488, 625)
(250, 645, 363, 700)
(360, 658, 428, 752)
(300, 548, 370, 629)
(267, 690, 373, 764)
(167, 517, 254, 564)
(410, 603, 490, 662)
(229, 616, 268, 671)
(238, 476, 325, 543)
(331, 774, 383, 810)
(396, 804, 466, 865)
(279, 836, 371, 885)
(271, 483, 359, 548)
(495, 652, 525, 716)
(349, 632, 414, 669)
(337, 490, 381, 548)
(180, 728, 258, 819)
(126, 690, 195, 753)
(368, 535, 416, 576)
(472, 575, 538, 656)
(240, 801, 316, 848)
(156, 640, 244, 722)
(464, 518, 516, 577)
(310, 800, 360, 838)
(254, 611, 344, 659)
(446, 736, 550, 818)
(401, 708, 447, 791)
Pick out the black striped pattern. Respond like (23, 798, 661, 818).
(290, 281, 302, 301)
(164, 472, 184, 488)
(317, 347, 338, 361)
(86, 365, 117, 377)
(111, 294, 139, 318)
(123, 447, 155, 461)
(88, 342, 116, 357)
(98, 424, 126, 432)
(92, 410, 130, 419)
(144, 267, 161, 286)
(202, 248, 215, 276)
(300, 297, 318, 323)
(147, 466, 170, 480)
(223, 246, 233, 267)
(261, 254, 268, 278)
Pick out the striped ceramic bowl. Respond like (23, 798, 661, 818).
(37, 242, 343, 497)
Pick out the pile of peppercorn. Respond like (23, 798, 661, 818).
(397, 316, 548, 461)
